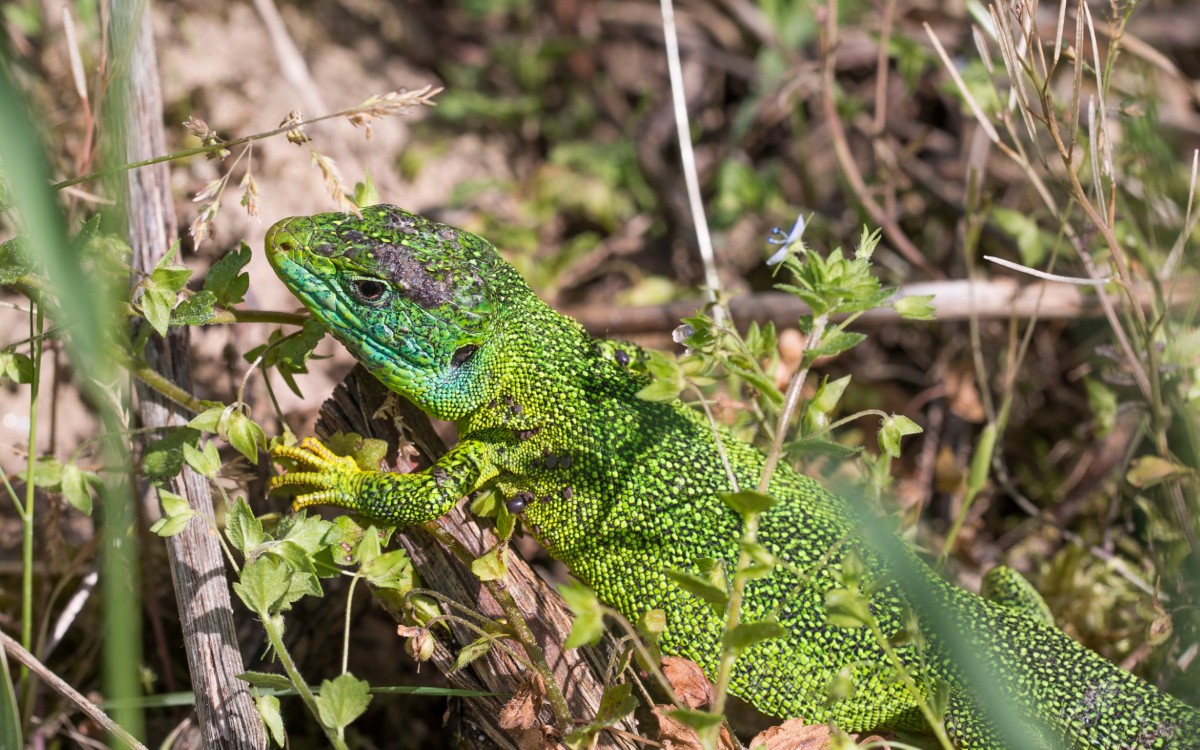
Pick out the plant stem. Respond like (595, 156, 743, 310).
(342, 574, 362, 675)
(424, 523, 575, 730)
(19, 299, 43, 701)
(710, 313, 829, 718)
(260, 609, 348, 750)
(865, 618, 954, 750)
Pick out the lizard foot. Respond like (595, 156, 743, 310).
(269, 437, 365, 512)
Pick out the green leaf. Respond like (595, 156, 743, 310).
(564, 683, 639, 749)
(315, 673, 372, 732)
(894, 294, 935, 321)
(560, 581, 605, 648)
(149, 489, 196, 537)
(266, 540, 317, 578)
(152, 251, 193, 292)
(226, 409, 266, 462)
(665, 570, 728, 614)
(636, 350, 684, 402)
(722, 617, 784, 654)
(877, 414, 923, 459)
(0, 235, 34, 284)
(839, 549, 866, 588)
(634, 609, 665, 669)
(353, 173, 381, 208)
(203, 243, 252, 306)
(278, 513, 335, 555)
(256, 694, 286, 747)
(810, 331, 867, 360)
(991, 208, 1046, 267)
(635, 378, 683, 403)
(967, 423, 997, 494)
(356, 526, 382, 566)
(184, 440, 222, 478)
(452, 637, 493, 672)
(245, 320, 326, 398)
(825, 588, 871, 629)
(226, 497, 265, 554)
(237, 671, 294, 691)
(469, 488, 499, 518)
(1127, 455, 1194, 489)
(718, 490, 776, 518)
(142, 427, 202, 483)
(667, 708, 723, 732)
(141, 259, 191, 336)
(32, 456, 63, 488)
(495, 504, 516, 540)
(595, 682, 637, 726)
(149, 513, 191, 537)
(810, 374, 851, 415)
(61, 462, 93, 516)
(234, 557, 293, 615)
(170, 290, 217, 326)
(1084, 377, 1117, 436)
(739, 541, 776, 579)
(188, 404, 225, 432)
(0, 351, 33, 384)
(825, 665, 855, 704)
(362, 549, 416, 592)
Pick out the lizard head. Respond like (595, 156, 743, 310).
(265, 204, 515, 420)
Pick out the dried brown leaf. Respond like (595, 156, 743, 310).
(499, 673, 546, 732)
(661, 656, 712, 710)
(652, 705, 736, 750)
(750, 717, 832, 750)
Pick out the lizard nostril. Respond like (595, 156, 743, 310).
(277, 239, 295, 253)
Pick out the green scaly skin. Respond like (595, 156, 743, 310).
(263, 205, 1200, 749)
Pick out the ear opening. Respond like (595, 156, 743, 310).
(451, 343, 480, 367)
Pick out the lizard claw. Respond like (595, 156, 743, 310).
(269, 437, 364, 512)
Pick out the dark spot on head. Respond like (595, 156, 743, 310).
(371, 246, 455, 308)
(561, 486, 573, 500)
(544, 454, 558, 469)
(540, 495, 551, 504)
(559, 455, 573, 469)
(438, 228, 458, 242)
(341, 229, 367, 245)
(510, 403, 523, 415)
(615, 349, 630, 367)
(506, 496, 527, 513)
(384, 207, 418, 230)
(313, 243, 337, 257)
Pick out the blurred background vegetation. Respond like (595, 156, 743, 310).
(1, 0, 1198, 746)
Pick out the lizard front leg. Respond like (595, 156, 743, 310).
(270, 436, 501, 526)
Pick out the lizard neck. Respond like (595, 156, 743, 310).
(455, 294, 606, 437)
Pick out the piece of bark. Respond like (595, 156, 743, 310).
(316, 364, 640, 750)
(117, 1, 265, 747)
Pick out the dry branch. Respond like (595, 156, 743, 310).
(117, 2, 266, 747)
(563, 276, 1196, 337)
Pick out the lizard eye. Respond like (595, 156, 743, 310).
(352, 279, 388, 302)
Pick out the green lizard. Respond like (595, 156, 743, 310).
(263, 205, 1200, 749)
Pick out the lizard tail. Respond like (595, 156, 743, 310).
(931, 586, 1200, 749)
